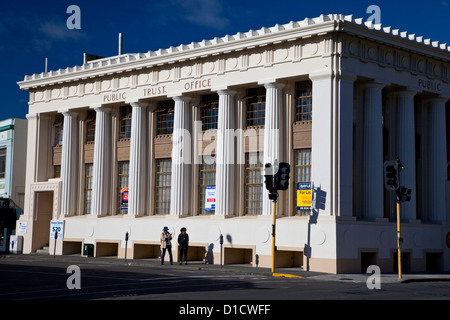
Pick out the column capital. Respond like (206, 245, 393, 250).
(217, 89, 236, 97)
(397, 90, 417, 97)
(172, 95, 192, 103)
(61, 110, 79, 117)
(91, 105, 112, 113)
(309, 70, 333, 81)
(362, 82, 386, 90)
(128, 101, 150, 109)
(263, 82, 285, 90)
(429, 96, 448, 105)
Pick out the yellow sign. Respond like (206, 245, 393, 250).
(297, 190, 311, 207)
(297, 182, 312, 209)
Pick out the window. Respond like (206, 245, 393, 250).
(119, 106, 132, 140)
(200, 94, 219, 131)
(85, 110, 96, 143)
(155, 158, 172, 215)
(244, 152, 264, 215)
(54, 114, 64, 146)
(54, 165, 61, 178)
(295, 81, 312, 122)
(246, 87, 266, 127)
(198, 155, 216, 215)
(0, 148, 6, 179)
(84, 163, 93, 215)
(117, 161, 129, 214)
(156, 100, 175, 136)
(294, 149, 312, 215)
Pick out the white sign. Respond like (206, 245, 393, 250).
(204, 186, 216, 212)
(50, 220, 64, 239)
(17, 221, 27, 234)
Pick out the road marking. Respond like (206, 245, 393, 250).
(273, 273, 304, 279)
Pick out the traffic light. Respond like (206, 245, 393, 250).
(397, 186, 412, 202)
(264, 163, 277, 201)
(275, 162, 290, 191)
(384, 161, 399, 191)
(264, 163, 274, 191)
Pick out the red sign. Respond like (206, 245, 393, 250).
(121, 187, 129, 210)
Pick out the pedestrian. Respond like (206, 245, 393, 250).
(178, 227, 189, 265)
(160, 226, 173, 265)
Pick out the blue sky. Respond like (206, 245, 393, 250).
(1, 0, 449, 120)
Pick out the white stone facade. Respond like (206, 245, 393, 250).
(17, 14, 450, 273)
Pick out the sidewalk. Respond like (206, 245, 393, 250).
(1, 253, 450, 283)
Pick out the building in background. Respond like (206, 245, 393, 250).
(16, 14, 450, 273)
(0, 118, 27, 253)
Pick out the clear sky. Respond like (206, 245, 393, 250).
(1, 0, 449, 120)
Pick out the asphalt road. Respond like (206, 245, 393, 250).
(0, 254, 449, 317)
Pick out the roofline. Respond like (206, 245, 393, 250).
(18, 13, 450, 91)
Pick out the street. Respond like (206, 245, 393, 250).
(0, 254, 449, 303)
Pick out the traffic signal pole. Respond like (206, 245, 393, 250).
(264, 162, 290, 275)
(396, 200, 402, 279)
(271, 200, 276, 273)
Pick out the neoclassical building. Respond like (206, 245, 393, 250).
(17, 14, 450, 273)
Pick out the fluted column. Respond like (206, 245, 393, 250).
(215, 90, 236, 216)
(362, 83, 384, 218)
(91, 106, 111, 216)
(60, 111, 78, 216)
(262, 82, 284, 216)
(396, 91, 417, 220)
(428, 97, 447, 222)
(128, 101, 148, 216)
(170, 96, 192, 215)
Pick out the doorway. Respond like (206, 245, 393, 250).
(32, 191, 53, 253)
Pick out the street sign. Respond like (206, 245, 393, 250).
(50, 220, 64, 239)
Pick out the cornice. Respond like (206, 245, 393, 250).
(17, 13, 450, 92)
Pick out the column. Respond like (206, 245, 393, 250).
(215, 90, 236, 216)
(428, 97, 447, 222)
(396, 91, 417, 220)
(91, 106, 111, 216)
(262, 82, 284, 216)
(170, 96, 192, 215)
(128, 101, 148, 216)
(310, 72, 333, 216)
(337, 74, 356, 217)
(60, 111, 78, 216)
(362, 83, 384, 219)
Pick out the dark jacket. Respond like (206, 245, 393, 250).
(178, 233, 189, 249)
